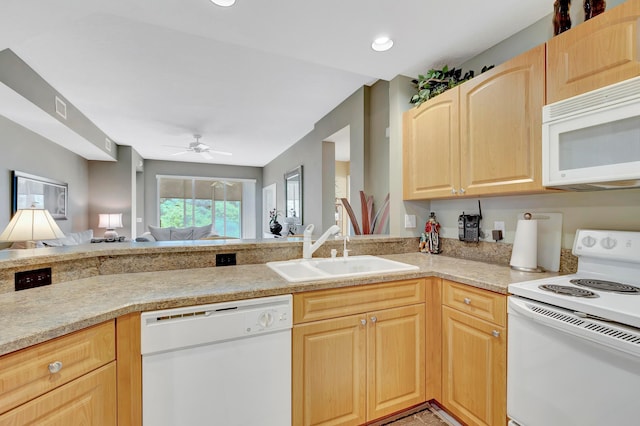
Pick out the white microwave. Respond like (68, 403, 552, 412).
(542, 76, 640, 190)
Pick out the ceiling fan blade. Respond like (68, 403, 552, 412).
(209, 150, 232, 156)
(170, 151, 189, 156)
(201, 151, 214, 160)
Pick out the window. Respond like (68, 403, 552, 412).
(157, 176, 254, 239)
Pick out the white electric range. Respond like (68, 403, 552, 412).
(507, 229, 640, 426)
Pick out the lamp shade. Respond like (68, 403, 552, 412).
(0, 209, 66, 242)
(98, 213, 123, 229)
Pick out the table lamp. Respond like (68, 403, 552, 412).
(0, 208, 66, 248)
(98, 213, 123, 240)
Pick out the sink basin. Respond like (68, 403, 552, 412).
(266, 255, 419, 283)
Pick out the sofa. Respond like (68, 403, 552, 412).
(136, 224, 219, 242)
(37, 229, 95, 248)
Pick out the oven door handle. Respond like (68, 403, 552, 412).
(509, 296, 640, 358)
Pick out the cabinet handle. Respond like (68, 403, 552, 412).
(459, 188, 466, 194)
(463, 297, 472, 305)
(492, 330, 500, 338)
(360, 319, 367, 326)
(48, 361, 63, 374)
(451, 188, 457, 195)
(370, 316, 377, 323)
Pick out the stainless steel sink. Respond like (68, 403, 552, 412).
(266, 255, 419, 283)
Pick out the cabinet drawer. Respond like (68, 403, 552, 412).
(0, 362, 117, 425)
(293, 279, 425, 324)
(0, 321, 115, 415)
(442, 280, 506, 326)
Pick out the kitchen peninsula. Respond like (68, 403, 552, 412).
(0, 235, 557, 425)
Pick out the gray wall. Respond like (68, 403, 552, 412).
(0, 49, 117, 160)
(0, 115, 89, 233)
(263, 87, 366, 234)
(88, 146, 137, 238)
(142, 160, 263, 236)
(262, 127, 332, 234)
(389, 0, 639, 248)
(365, 80, 390, 230)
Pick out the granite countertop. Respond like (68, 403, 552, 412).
(0, 252, 557, 356)
(0, 238, 300, 269)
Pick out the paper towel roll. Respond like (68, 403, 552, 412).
(510, 219, 538, 271)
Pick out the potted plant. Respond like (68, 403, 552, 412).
(269, 209, 283, 236)
(410, 65, 494, 107)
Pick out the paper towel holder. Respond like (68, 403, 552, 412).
(510, 212, 545, 273)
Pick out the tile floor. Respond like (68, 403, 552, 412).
(377, 403, 455, 426)
(383, 409, 450, 426)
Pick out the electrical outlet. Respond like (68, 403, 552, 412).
(15, 267, 52, 291)
(493, 221, 506, 242)
(216, 253, 237, 267)
(404, 214, 417, 228)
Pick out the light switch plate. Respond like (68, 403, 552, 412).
(404, 214, 416, 228)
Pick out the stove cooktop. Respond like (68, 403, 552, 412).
(510, 274, 640, 328)
(509, 229, 640, 329)
(570, 278, 640, 294)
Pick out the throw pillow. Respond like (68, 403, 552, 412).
(67, 229, 94, 245)
(41, 235, 77, 247)
(149, 225, 171, 241)
(170, 228, 194, 240)
(192, 224, 215, 240)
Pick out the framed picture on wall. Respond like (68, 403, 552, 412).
(12, 171, 68, 220)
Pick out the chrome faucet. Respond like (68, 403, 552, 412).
(302, 224, 341, 259)
(343, 235, 350, 258)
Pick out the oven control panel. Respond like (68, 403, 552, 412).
(573, 229, 640, 263)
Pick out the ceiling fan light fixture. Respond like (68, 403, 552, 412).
(210, 0, 236, 7)
(371, 36, 393, 52)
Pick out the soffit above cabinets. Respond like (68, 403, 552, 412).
(0, 82, 116, 161)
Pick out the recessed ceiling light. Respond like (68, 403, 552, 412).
(372, 36, 394, 52)
(211, 0, 236, 6)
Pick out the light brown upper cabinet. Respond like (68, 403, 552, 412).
(547, 0, 640, 104)
(403, 87, 460, 200)
(403, 44, 546, 200)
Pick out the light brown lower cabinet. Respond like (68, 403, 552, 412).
(292, 279, 426, 426)
(0, 321, 117, 425)
(0, 363, 116, 425)
(441, 280, 507, 426)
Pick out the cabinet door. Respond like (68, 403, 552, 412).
(459, 44, 546, 196)
(547, 0, 640, 103)
(442, 306, 506, 426)
(367, 304, 425, 420)
(0, 321, 115, 415)
(0, 362, 116, 425)
(402, 87, 460, 200)
(292, 315, 367, 426)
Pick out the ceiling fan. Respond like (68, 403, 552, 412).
(167, 134, 232, 160)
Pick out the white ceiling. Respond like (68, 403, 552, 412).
(1, 0, 552, 167)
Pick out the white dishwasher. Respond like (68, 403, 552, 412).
(140, 294, 292, 426)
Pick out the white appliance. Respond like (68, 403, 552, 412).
(507, 229, 640, 426)
(542, 76, 640, 190)
(141, 294, 292, 426)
